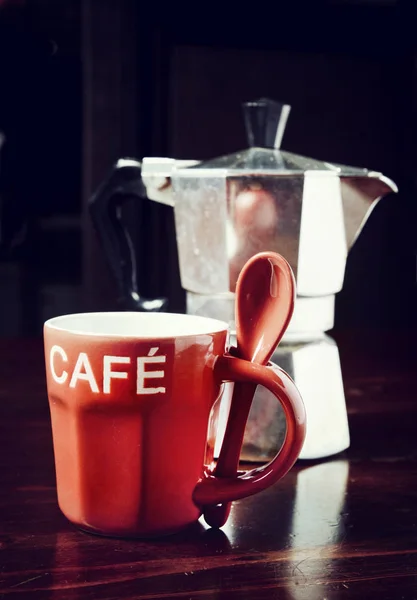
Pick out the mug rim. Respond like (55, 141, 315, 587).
(44, 311, 229, 340)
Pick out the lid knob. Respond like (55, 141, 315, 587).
(242, 98, 291, 149)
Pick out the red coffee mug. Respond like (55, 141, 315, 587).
(44, 312, 306, 538)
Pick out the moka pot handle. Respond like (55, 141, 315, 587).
(88, 158, 168, 312)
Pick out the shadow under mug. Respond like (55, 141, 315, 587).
(44, 312, 306, 538)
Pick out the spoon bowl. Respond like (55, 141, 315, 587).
(235, 252, 295, 363)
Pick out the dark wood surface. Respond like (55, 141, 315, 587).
(0, 332, 416, 599)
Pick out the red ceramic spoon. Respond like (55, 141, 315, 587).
(203, 251, 295, 528)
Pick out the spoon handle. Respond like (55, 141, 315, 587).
(203, 381, 257, 528)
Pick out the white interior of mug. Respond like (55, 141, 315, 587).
(44, 312, 229, 338)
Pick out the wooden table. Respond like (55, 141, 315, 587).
(0, 333, 416, 599)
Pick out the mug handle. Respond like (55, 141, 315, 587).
(193, 354, 306, 508)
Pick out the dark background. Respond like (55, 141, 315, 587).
(0, 0, 415, 337)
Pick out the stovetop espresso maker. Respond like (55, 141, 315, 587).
(89, 98, 397, 461)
